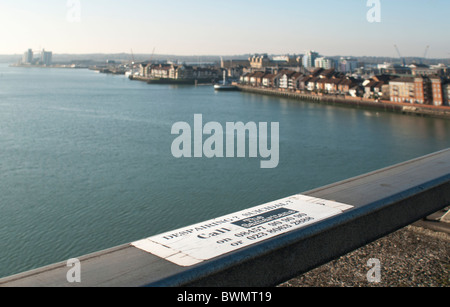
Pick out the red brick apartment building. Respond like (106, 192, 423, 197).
(390, 76, 449, 106)
(430, 77, 445, 106)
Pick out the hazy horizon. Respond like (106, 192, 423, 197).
(1, 51, 449, 58)
(1, 0, 450, 59)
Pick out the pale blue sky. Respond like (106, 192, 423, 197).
(1, 0, 449, 58)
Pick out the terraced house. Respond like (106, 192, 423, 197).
(240, 68, 359, 96)
(239, 66, 448, 106)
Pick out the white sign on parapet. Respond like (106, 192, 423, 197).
(132, 194, 354, 267)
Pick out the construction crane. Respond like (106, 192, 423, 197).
(130, 49, 136, 65)
(149, 47, 156, 64)
(421, 46, 430, 64)
(394, 45, 406, 66)
(423, 46, 430, 59)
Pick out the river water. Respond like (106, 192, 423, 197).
(0, 64, 449, 278)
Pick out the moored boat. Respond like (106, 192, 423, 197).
(214, 70, 239, 91)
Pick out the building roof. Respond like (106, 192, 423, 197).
(372, 74, 395, 83)
(429, 76, 444, 81)
(326, 78, 342, 85)
(154, 66, 171, 71)
(390, 77, 415, 83)
(316, 78, 329, 84)
(251, 71, 266, 78)
(262, 74, 275, 80)
(338, 78, 355, 86)
(309, 68, 324, 77)
(409, 64, 430, 69)
(364, 80, 379, 88)
(282, 71, 297, 78)
(290, 72, 303, 79)
(319, 68, 336, 78)
(301, 76, 312, 83)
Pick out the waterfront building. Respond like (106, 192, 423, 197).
(318, 68, 336, 79)
(241, 71, 270, 87)
(22, 49, 33, 64)
(249, 71, 266, 87)
(235, 54, 450, 105)
(410, 63, 447, 77)
(240, 64, 357, 96)
(431, 64, 449, 77)
(337, 77, 356, 94)
(272, 73, 283, 88)
(363, 75, 394, 99)
(381, 63, 411, 75)
(40, 49, 52, 66)
(314, 57, 335, 70)
(272, 55, 291, 62)
(444, 83, 450, 106)
(144, 63, 218, 81)
(430, 77, 445, 106)
(306, 77, 319, 92)
(349, 85, 365, 97)
(309, 68, 324, 77)
(139, 63, 152, 77)
(150, 64, 171, 78)
(139, 63, 147, 77)
(311, 69, 345, 94)
(288, 72, 304, 90)
(272, 55, 302, 67)
(279, 70, 296, 89)
(296, 75, 311, 91)
(249, 54, 270, 69)
(302, 51, 319, 70)
(192, 66, 219, 80)
(169, 65, 194, 80)
(240, 72, 252, 85)
(227, 66, 245, 79)
(316, 77, 327, 92)
(20, 48, 52, 66)
(389, 77, 416, 103)
(323, 78, 342, 94)
(338, 57, 359, 73)
(389, 75, 449, 106)
(261, 74, 276, 88)
(221, 59, 251, 70)
(413, 77, 431, 104)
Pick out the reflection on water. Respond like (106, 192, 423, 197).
(0, 64, 449, 278)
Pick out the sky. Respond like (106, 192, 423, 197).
(0, 0, 449, 58)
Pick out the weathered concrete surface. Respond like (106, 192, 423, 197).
(280, 212, 450, 287)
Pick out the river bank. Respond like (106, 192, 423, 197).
(129, 75, 215, 85)
(237, 85, 450, 120)
(9, 63, 88, 69)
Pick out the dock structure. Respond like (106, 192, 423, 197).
(0, 149, 449, 287)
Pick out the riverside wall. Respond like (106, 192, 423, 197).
(236, 85, 450, 120)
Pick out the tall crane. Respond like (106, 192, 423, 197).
(421, 46, 430, 64)
(149, 47, 156, 64)
(423, 46, 430, 59)
(130, 49, 136, 65)
(394, 45, 406, 66)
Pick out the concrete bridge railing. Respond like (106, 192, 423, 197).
(1, 149, 449, 287)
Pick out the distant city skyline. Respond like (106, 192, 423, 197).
(1, 0, 450, 58)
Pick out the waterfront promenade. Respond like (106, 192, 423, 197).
(236, 85, 450, 119)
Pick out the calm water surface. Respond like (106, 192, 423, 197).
(1, 64, 449, 278)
